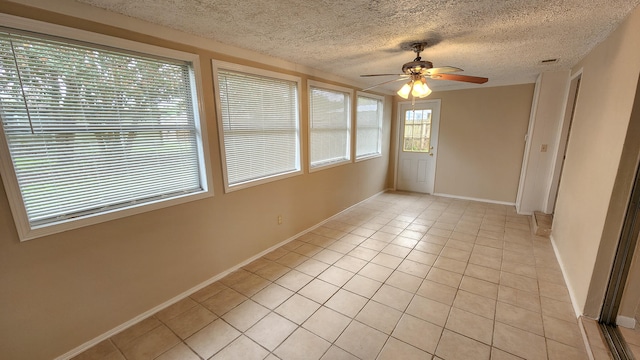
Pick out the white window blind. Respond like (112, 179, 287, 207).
(0, 30, 207, 230)
(356, 95, 383, 159)
(216, 68, 300, 187)
(309, 85, 351, 168)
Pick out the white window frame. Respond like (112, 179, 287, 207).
(0, 14, 213, 241)
(212, 60, 303, 192)
(307, 80, 353, 172)
(355, 92, 384, 161)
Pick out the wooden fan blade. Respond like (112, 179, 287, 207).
(424, 66, 462, 75)
(432, 73, 488, 84)
(360, 74, 407, 77)
(362, 77, 408, 91)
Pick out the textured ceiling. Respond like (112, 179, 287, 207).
(74, 0, 640, 92)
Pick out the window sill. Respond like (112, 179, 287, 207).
(355, 153, 383, 162)
(309, 158, 351, 173)
(12, 189, 213, 241)
(224, 169, 303, 193)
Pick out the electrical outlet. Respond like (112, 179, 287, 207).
(277, 215, 283, 225)
(541, 144, 548, 152)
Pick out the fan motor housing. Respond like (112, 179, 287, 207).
(402, 60, 433, 75)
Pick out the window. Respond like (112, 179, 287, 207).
(356, 94, 384, 159)
(0, 26, 211, 240)
(308, 81, 352, 170)
(213, 61, 301, 190)
(403, 109, 432, 152)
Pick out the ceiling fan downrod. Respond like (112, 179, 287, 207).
(411, 42, 427, 61)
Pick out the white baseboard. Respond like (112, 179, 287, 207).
(616, 315, 637, 329)
(55, 189, 388, 360)
(549, 234, 584, 319)
(432, 192, 516, 206)
(577, 317, 596, 360)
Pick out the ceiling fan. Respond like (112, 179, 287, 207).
(361, 42, 488, 99)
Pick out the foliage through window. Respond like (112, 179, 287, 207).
(309, 83, 351, 169)
(0, 29, 209, 239)
(403, 109, 432, 152)
(215, 64, 301, 188)
(356, 95, 383, 159)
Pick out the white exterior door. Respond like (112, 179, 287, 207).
(396, 100, 440, 194)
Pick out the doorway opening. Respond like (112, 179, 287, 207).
(546, 72, 582, 214)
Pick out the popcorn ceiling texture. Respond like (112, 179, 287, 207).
(76, 0, 640, 91)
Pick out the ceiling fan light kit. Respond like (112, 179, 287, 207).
(361, 41, 488, 99)
(398, 76, 432, 99)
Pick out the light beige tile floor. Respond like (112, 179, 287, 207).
(619, 323, 640, 358)
(72, 191, 589, 360)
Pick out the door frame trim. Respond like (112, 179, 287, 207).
(515, 74, 542, 213)
(394, 99, 441, 193)
(544, 68, 583, 213)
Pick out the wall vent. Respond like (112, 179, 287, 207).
(539, 58, 559, 65)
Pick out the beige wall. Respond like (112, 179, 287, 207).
(552, 4, 640, 317)
(429, 85, 534, 203)
(0, 3, 391, 359)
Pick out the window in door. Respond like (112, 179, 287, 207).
(403, 109, 432, 152)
